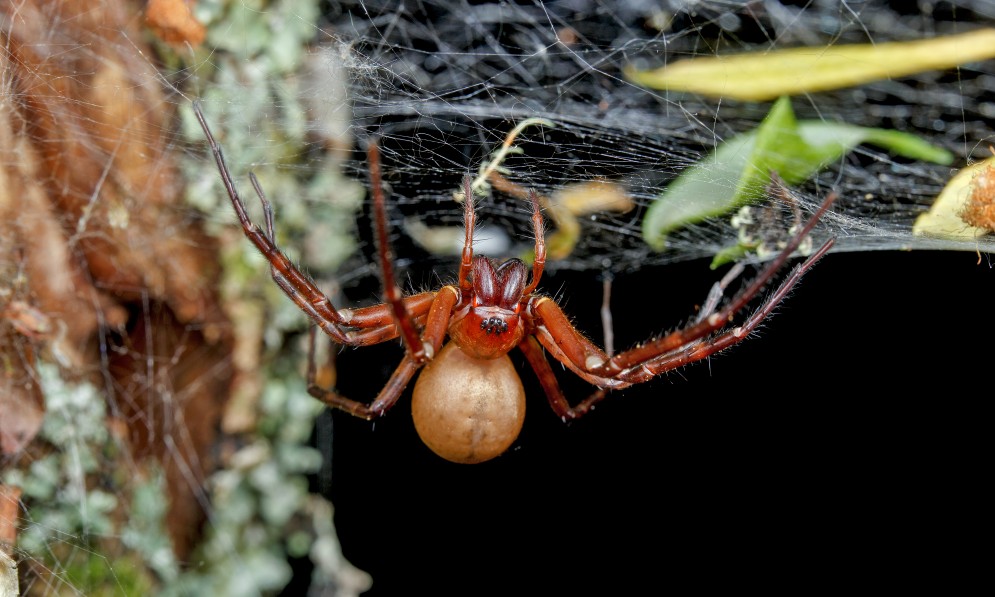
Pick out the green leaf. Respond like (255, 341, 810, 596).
(642, 97, 954, 251)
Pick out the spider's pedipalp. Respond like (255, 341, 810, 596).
(521, 188, 546, 297)
(459, 176, 476, 296)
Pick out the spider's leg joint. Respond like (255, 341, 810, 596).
(338, 308, 355, 324)
(707, 313, 723, 326)
(732, 326, 745, 338)
(585, 354, 606, 371)
(421, 341, 435, 360)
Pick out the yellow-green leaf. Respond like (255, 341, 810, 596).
(625, 28, 995, 101)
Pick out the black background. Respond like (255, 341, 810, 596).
(299, 2, 993, 593)
(322, 247, 988, 595)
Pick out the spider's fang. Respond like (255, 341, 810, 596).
(480, 316, 509, 335)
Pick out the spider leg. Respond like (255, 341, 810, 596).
(518, 336, 608, 421)
(601, 274, 616, 356)
(696, 262, 745, 324)
(306, 323, 419, 419)
(614, 239, 834, 383)
(250, 172, 277, 239)
(533, 235, 834, 388)
(367, 141, 437, 362)
(195, 101, 381, 345)
(328, 308, 431, 346)
(306, 287, 459, 419)
(343, 292, 436, 332)
(599, 192, 836, 377)
(529, 191, 836, 384)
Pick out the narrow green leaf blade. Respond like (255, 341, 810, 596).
(642, 98, 953, 250)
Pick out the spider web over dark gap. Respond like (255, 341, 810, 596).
(311, 3, 994, 594)
(4, 1, 991, 595)
(312, 0, 995, 290)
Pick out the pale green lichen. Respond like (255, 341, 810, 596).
(8, 1, 370, 594)
(3, 364, 174, 594)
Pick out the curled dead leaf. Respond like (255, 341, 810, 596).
(145, 0, 206, 47)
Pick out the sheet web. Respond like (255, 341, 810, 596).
(328, 0, 995, 275)
(1, 0, 992, 595)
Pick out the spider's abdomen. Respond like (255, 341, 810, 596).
(448, 305, 524, 359)
(412, 342, 525, 464)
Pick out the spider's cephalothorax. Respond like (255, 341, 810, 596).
(449, 257, 528, 359)
(195, 101, 836, 464)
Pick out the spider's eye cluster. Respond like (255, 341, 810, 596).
(480, 316, 509, 335)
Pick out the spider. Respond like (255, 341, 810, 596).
(194, 101, 836, 464)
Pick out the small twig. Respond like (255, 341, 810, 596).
(456, 117, 555, 201)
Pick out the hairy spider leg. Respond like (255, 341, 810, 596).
(522, 190, 836, 408)
(594, 191, 837, 378)
(306, 285, 460, 419)
(194, 101, 408, 346)
(366, 142, 436, 363)
(196, 101, 450, 418)
(248, 170, 433, 344)
(518, 336, 608, 420)
(304, 140, 471, 419)
(619, 240, 834, 383)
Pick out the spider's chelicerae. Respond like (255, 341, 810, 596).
(195, 102, 836, 464)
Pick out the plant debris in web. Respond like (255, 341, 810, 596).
(327, 1, 995, 276)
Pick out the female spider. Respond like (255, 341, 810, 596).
(194, 102, 835, 464)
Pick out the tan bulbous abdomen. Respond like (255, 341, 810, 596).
(412, 342, 526, 464)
